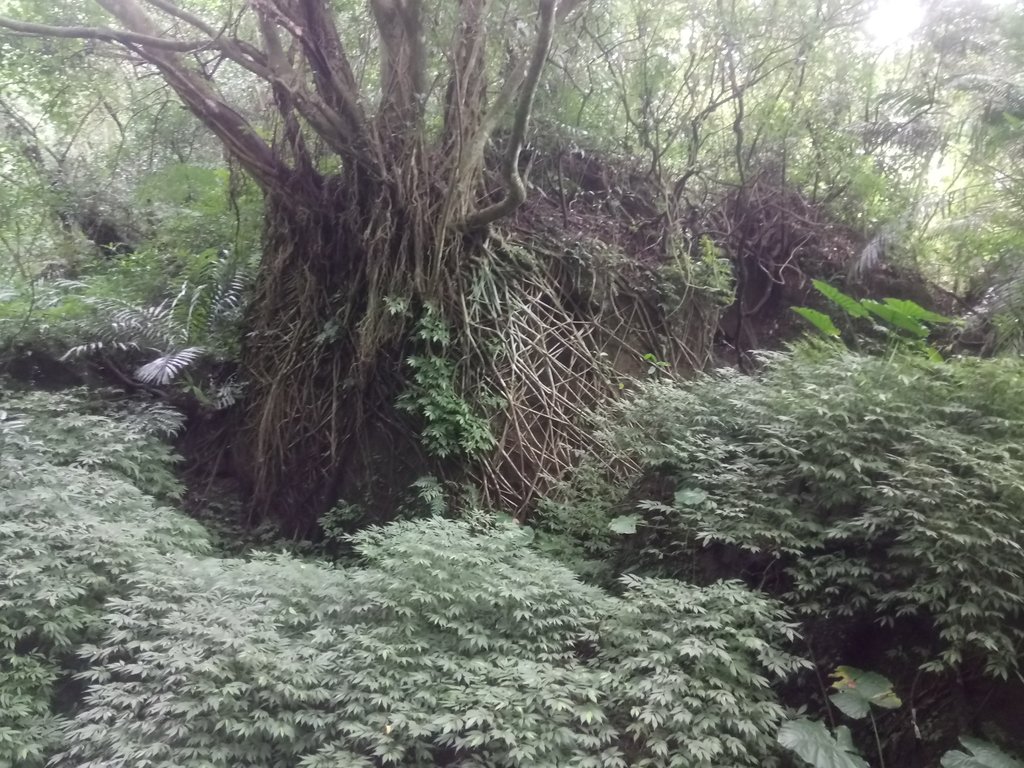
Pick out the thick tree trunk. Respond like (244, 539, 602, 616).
(239, 169, 449, 534)
(243, 190, 348, 533)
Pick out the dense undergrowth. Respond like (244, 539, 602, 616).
(542, 344, 1024, 762)
(1, 0, 1023, 765)
(4, 345, 1024, 766)
(1, 388, 807, 767)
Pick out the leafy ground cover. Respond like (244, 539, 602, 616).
(1, 389, 805, 767)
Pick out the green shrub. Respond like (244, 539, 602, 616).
(52, 517, 804, 767)
(0, 390, 209, 766)
(545, 346, 1024, 678)
(0, 654, 62, 768)
(2, 390, 806, 767)
(0, 390, 205, 660)
(1, 389, 185, 499)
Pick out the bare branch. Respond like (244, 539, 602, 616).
(140, 0, 276, 82)
(256, 9, 298, 89)
(254, 11, 311, 171)
(402, 0, 426, 104)
(142, 0, 217, 36)
(260, 0, 377, 166)
(370, 0, 424, 141)
(556, 0, 587, 22)
(461, 0, 557, 231)
(442, 0, 489, 154)
(0, 7, 274, 84)
(295, 0, 363, 121)
(0, 13, 206, 50)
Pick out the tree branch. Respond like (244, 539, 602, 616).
(401, 0, 426, 105)
(0, 13, 207, 50)
(142, 0, 217, 37)
(461, 0, 557, 231)
(370, 0, 423, 143)
(92, 0, 287, 188)
(556, 0, 587, 22)
(254, 12, 313, 172)
(262, 0, 377, 167)
(442, 0, 489, 157)
(141, 0, 275, 76)
(0, 6, 274, 86)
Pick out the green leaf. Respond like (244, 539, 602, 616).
(674, 487, 709, 506)
(829, 691, 871, 720)
(609, 515, 640, 534)
(860, 300, 929, 338)
(882, 298, 953, 325)
(941, 738, 1024, 768)
(833, 726, 857, 753)
(793, 307, 842, 337)
(829, 667, 901, 720)
(777, 719, 869, 768)
(813, 280, 870, 319)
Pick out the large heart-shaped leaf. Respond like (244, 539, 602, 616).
(813, 280, 870, 319)
(861, 300, 930, 338)
(793, 307, 842, 337)
(882, 297, 953, 325)
(778, 718, 869, 768)
(674, 487, 709, 506)
(829, 666, 901, 720)
(608, 515, 640, 534)
(941, 738, 1024, 768)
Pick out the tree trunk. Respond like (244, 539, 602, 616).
(0, 0, 573, 534)
(238, 169, 429, 533)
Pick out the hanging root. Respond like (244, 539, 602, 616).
(238, 159, 725, 532)
(240, 174, 434, 534)
(458, 230, 721, 517)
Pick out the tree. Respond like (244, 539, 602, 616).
(0, 0, 587, 532)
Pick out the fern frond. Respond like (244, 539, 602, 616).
(89, 298, 181, 349)
(134, 347, 205, 385)
(62, 341, 140, 361)
(169, 281, 219, 344)
(952, 74, 1024, 114)
(210, 377, 244, 410)
(849, 233, 888, 281)
(121, 402, 187, 437)
(212, 273, 247, 315)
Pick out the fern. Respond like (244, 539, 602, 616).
(58, 253, 253, 390)
(963, 253, 1024, 354)
(209, 375, 245, 410)
(134, 346, 204, 384)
